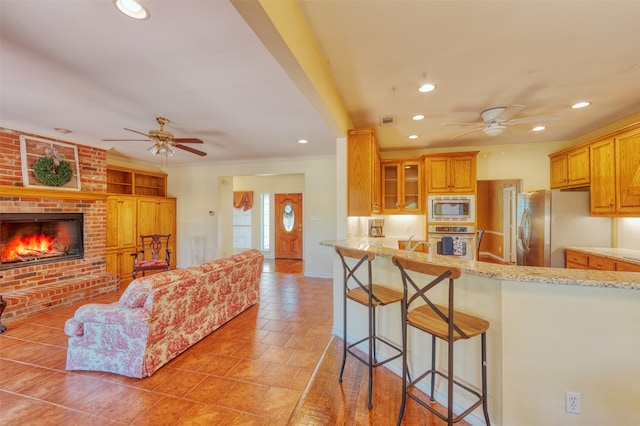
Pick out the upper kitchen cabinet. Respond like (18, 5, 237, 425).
(615, 127, 640, 215)
(381, 159, 423, 213)
(549, 144, 590, 189)
(347, 129, 381, 216)
(589, 137, 616, 215)
(424, 151, 478, 194)
(555, 122, 640, 216)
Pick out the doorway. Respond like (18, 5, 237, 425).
(275, 193, 303, 259)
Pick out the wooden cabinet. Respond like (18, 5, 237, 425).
(585, 126, 640, 216)
(381, 159, 423, 213)
(550, 123, 640, 216)
(106, 195, 137, 287)
(106, 249, 135, 289)
(588, 255, 617, 271)
(106, 166, 167, 197)
(105, 175, 176, 285)
(424, 151, 478, 194)
(565, 249, 640, 272)
(589, 138, 616, 215)
(137, 197, 177, 268)
(565, 249, 589, 269)
(615, 128, 640, 215)
(347, 129, 381, 216)
(549, 145, 590, 189)
(616, 260, 640, 272)
(106, 196, 137, 249)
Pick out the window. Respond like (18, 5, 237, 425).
(233, 207, 251, 251)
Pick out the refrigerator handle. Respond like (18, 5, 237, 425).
(518, 208, 532, 250)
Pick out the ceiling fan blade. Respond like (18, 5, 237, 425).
(175, 144, 207, 156)
(450, 127, 483, 139)
(173, 138, 204, 144)
(495, 104, 526, 122)
(442, 122, 484, 127)
(124, 128, 151, 138)
(102, 138, 151, 142)
(506, 113, 564, 126)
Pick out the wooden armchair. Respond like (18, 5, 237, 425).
(131, 234, 172, 278)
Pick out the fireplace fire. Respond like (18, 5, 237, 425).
(0, 213, 84, 270)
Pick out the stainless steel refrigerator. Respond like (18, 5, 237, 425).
(516, 190, 611, 267)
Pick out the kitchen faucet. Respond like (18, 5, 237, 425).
(405, 235, 431, 253)
(406, 235, 415, 254)
(411, 240, 431, 252)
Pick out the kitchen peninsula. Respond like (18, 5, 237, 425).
(322, 238, 640, 426)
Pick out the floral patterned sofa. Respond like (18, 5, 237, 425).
(64, 249, 263, 378)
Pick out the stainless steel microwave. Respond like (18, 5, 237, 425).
(427, 195, 476, 222)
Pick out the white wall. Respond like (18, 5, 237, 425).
(617, 218, 640, 250)
(166, 156, 337, 278)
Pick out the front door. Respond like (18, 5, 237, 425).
(275, 193, 303, 259)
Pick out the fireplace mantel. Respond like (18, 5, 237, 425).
(0, 185, 108, 200)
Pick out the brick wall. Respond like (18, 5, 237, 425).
(0, 127, 118, 323)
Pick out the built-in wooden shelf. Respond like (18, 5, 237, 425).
(106, 166, 167, 197)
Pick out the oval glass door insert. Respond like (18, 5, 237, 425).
(283, 202, 295, 232)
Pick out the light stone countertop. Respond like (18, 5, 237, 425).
(565, 246, 640, 265)
(321, 239, 640, 291)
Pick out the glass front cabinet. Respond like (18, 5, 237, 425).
(382, 160, 423, 214)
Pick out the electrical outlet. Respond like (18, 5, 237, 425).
(566, 392, 581, 414)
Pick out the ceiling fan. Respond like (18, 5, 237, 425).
(103, 117, 207, 157)
(443, 105, 563, 139)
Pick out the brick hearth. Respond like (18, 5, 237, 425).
(0, 127, 119, 325)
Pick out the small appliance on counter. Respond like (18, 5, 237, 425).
(368, 218, 385, 237)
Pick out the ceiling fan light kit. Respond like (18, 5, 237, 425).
(483, 125, 506, 137)
(147, 144, 174, 157)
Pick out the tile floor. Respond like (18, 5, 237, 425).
(0, 260, 333, 425)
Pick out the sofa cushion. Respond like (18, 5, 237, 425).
(119, 268, 201, 308)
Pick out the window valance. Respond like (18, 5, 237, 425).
(233, 191, 254, 211)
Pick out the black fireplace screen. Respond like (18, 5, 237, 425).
(0, 213, 84, 270)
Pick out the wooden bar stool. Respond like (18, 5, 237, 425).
(336, 246, 404, 409)
(392, 255, 491, 425)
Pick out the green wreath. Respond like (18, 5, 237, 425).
(32, 157, 73, 186)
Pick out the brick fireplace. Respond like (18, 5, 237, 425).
(0, 127, 119, 324)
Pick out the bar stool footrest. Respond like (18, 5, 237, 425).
(347, 335, 403, 368)
(408, 369, 486, 424)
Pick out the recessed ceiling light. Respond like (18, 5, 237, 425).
(418, 83, 435, 93)
(114, 0, 150, 20)
(532, 126, 546, 132)
(298, 139, 308, 144)
(54, 128, 72, 134)
(408, 135, 418, 140)
(412, 115, 425, 121)
(571, 101, 591, 109)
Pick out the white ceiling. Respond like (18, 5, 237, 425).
(2, 1, 640, 167)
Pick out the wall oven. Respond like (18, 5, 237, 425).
(427, 225, 476, 261)
(427, 195, 476, 223)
